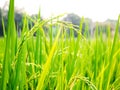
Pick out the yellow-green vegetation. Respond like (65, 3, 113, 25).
(0, 38, 5, 78)
(0, 0, 120, 90)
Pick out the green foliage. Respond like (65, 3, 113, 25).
(0, 0, 120, 90)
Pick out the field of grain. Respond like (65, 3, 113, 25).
(0, 0, 120, 90)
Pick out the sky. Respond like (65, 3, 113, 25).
(0, 0, 120, 22)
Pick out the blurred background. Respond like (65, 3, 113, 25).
(0, 0, 120, 37)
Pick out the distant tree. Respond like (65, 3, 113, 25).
(15, 12, 23, 31)
(0, 8, 1, 18)
(63, 13, 81, 37)
(92, 21, 117, 38)
(64, 13, 81, 26)
(0, 8, 3, 36)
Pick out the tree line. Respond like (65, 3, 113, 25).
(0, 8, 118, 37)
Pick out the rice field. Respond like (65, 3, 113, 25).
(0, 0, 120, 90)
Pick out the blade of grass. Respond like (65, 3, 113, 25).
(106, 15, 120, 90)
(1, 0, 15, 89)
(36, 25, 62, 90)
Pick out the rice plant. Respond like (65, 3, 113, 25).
(0, 0, 120, 90)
